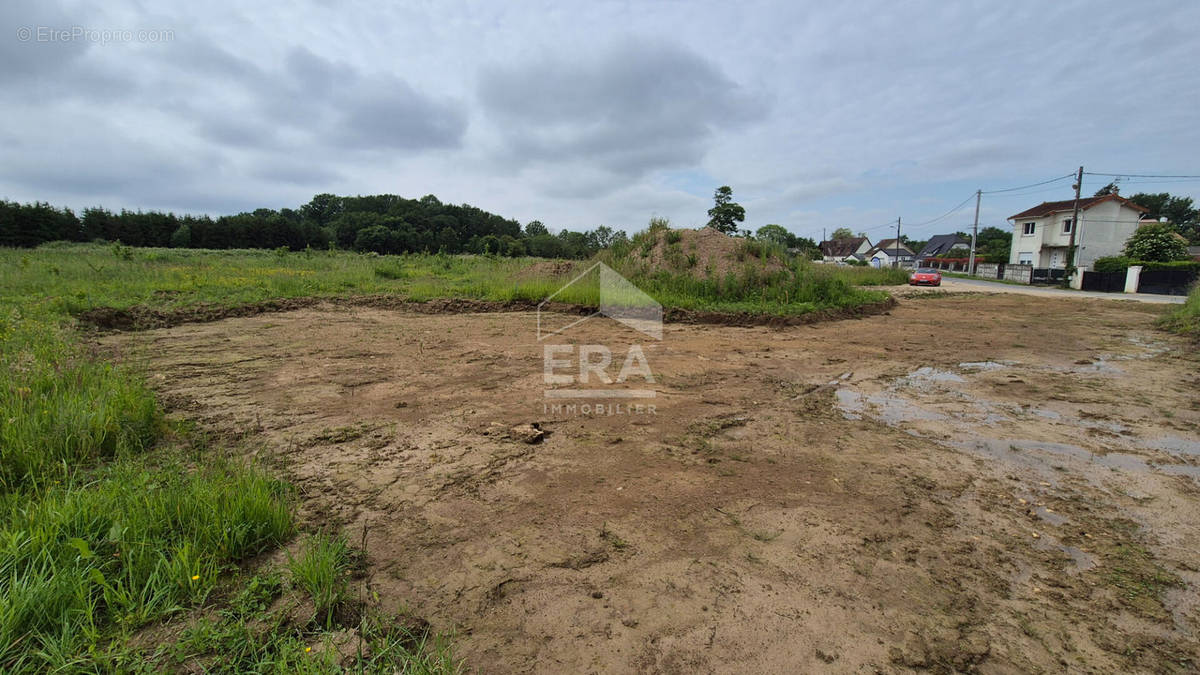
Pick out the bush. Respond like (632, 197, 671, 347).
(1093, 256, 1133, 273)
(1123, 223, 1190, 262)
(1142, 260, 1200, 273)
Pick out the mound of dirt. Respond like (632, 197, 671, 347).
(640, 228, 788, 279)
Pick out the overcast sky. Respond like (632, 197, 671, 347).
(3, 0, 1198, 242)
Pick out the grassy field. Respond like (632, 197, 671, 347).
(0, 240, 909, 671)
(0, 247, 466, 672)
(1, 241, 904, 318)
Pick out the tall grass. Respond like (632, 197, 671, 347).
(0, 242, 898, 320)
(0, 308, 159, 490)
(0, 243, 464, 671)
(1159, 284, 1200, 338)
(0, 459, 293, 672)
(288, 533, 351, 626)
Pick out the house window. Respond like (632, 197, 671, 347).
(1062, 219, 1073, 234)
(1018, 253, 1032, 265)
(1022, 222, 1035, 236)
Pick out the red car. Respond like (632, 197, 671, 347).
(909, 268, 942, 286)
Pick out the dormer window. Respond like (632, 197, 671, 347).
(1022, 222, 1035, 236)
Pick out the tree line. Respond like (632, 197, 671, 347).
(0, 193, 626, 259)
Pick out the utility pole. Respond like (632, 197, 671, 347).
(1066, 166, 1083, 272)
(894, 217, 901, 269)
(968, 189, 981, 275)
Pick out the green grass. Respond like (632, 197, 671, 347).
(288, 533, 352, 626)
(1159, 284, 1200, 338)
(0, 244, 462, 671)
(0, 455, 293, 672)
(0, 307, 160, 491)
(1, 241, 897, 321)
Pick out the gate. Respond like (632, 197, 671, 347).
(1081, 271, 1125, 292)
(1138, 269, 1198, 296)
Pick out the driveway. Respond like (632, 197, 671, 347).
(895, 276, 1188, 304)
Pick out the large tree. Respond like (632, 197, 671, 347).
(1127, 192, 1198, 244)
(755, 224, 791, 246)
(706, 186, 745, 234)
(829, 227, 854, 240)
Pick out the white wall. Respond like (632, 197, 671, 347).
(1076, 201, 1142, 267)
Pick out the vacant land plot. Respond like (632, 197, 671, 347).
(101, 293, 1200, 673)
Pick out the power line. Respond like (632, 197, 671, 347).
(981, 174, 1075, 194)
(907, 193, 977, 228)
(1084, 172, 1200, 179)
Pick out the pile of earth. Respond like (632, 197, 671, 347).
(637, 227, 789, 279)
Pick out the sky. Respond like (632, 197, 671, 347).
(2, 0, 1199, 243)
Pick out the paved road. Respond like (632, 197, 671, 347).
(900, 277, 1187, 304)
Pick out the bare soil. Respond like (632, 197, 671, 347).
(101, 294, 1200, 673)
(641, 228, 786, 278)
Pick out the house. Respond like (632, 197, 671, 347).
(819, 236, 872, 262)
(1188, 246, 1200, 262)
(865, 238, 916, 268)
(916, 234, 971, 263)
(1007, 194, 1148, 269)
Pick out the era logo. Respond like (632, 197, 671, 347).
(543, 344, 654, 385)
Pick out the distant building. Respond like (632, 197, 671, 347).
(916, 234, 971, 263)
(1188, 246, 1200, 262)
(1007, 194, 1148, 268)
(865, 238, 915, 268)
(819, 236, 872, 262)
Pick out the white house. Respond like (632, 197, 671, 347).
(1008, 194, 1148, 268)
(865, 238, 916, 268)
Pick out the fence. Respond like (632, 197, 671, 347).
(1030, 268, 1067, 284)
(1081, 271, 1125, 292)
(1138, 268, 1199, 296)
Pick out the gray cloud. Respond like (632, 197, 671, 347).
(479, 40, 766, 181)
(0, 0, 1196, 235)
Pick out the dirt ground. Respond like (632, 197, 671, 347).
(101, 293, 1200, 673)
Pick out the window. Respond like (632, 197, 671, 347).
(1022, 222, 1035, 236)
(1018, 253, 1033, 265)
(1062, 218, 1073, 234)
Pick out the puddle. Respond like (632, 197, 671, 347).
(1033, 506, 1068, 526)
(1060, 545, 1097, 573)
(1146, 436, 1200, 457)
(1034, 536, 1097, 573)
(902, 367, 964, 384)
(958, 361, 1012, 372)
(959, 438, 1200, 482)
(1072, 358, 1124, 374)
(835, 388, 947, 424)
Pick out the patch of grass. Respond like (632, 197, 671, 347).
(600, 523, 629, 551)
(1104, 543, 1181, 618)
(0, 457, 293, 672)
(288, 533, 352, 626)
(0, 241, 899, 321)
(0, 308, 160, 490)
(169, 572, 457, 674)
(1158, 284, 1199, 338)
